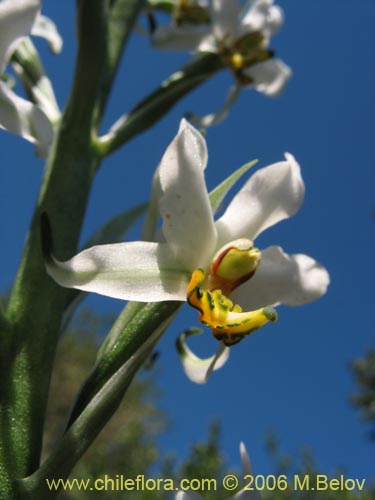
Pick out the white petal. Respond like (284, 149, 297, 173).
(197, 33, 218, 53)
(187, 84, 241, 128)
(31, 14, 63, 53)
(28, 75, 61, 122)
(152, 25, 212, 52)
(265, 5, 284, 34)
(0, 0, 40, 72)
(239, 442, 254, 476)
(175, 492, 203, 500)
(45, 241, 190, 302)
(215, 153, 304, 246)
(158, 119, 217, 270)
(242, 0, 283, 36)
(0, 82, 53, 156)
(143, 119, 209, 242)
(232, 443, 261, 500)
(12, 50, 61, 123)
(176, 329, 230, 384)
(245, 59, 292, 97)
(211, 0, 240, 41)
(232, 245, 330, 310)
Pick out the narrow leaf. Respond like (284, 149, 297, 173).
(209, 159, 258, 213)
(82, 203, 147, 249)
(67, 301, 181, 425)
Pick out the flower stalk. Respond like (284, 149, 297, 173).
(0, 0, 145, 494)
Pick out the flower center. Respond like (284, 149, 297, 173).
(175, 0, 210, 25)
(206, 238, 261, 295)
(186, 240, 277, 346)
(219, 32, 274, 84)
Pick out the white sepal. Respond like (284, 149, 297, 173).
(176, 328, 230, 384)
(45, 240, 190, 302)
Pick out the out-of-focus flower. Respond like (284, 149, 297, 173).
(44, 119, 329, 382)
(148, 0, 210, 26)
(153, 0, 291, 125)
(0, 0, 62, 156)
(175, 442, 261, 500)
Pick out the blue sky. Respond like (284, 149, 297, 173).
(1, 0, 374, 486)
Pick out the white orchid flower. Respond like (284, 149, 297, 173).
(0, 0, 62, 156)
(153, 0, 291, 125)
(44, 119, 329, 383)
(176, 442, 261, 500)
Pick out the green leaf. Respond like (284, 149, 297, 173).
(209, 159, 258, 213)
(67, 301, 181, 426)
(83, 203, 147, 248)
(99, 52, 224, 156)
(94, 0, 147, 121)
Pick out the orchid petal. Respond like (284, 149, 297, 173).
(176, 328, 230, 384)
(242, 0, 283, 36)
(215, 153, 304, 245)
(197, 33, 218, 53)
(175, 492, 203, 500)
(0, 82, 53, 156)
(12, 39, 61, 122)
(31, 14, 63, 53)
(158, 119, 217, 270)
(0, 0, 40, 72)
(239, 442, 254, 476)
(211, 0, 240, 41)
(186, 84, 241, 128)
(245, 59, 292, 97)
(232, 246, 330, 310)
(153, 25, 212, 52)
(44, 239, 190, 302)
(143, 119, 208, 242)
(26, 75, 60, 122)
(233, 442, 261, 500)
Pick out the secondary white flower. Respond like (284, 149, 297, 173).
(44, 119, 329, 382)
(153, 0, 291, 125)
(0, 0, 61, 156)
(176, 442, 261, 500)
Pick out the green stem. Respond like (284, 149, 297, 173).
(97, 301, 145, 358)
(1, 0, 142, 491)
(98, 52, 224, 156)
(18, 322, 165, 499)
(94, 0, 147, 124)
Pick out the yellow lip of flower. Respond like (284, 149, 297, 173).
(186, 268, 278, 347)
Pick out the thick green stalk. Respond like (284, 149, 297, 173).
(94, 0, 147, 123)
(1, 1, 143, 494)
(17, 323, 166, 499)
